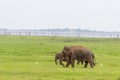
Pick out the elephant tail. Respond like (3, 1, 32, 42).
(93, 57, 97, 66)
(92, 54, 97, 66)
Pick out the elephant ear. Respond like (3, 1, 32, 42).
(64, 46, 71, 51)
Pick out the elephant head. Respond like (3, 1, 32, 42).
(62, 46, 72, 57)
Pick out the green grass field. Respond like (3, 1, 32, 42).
(0, 36, 119, 80)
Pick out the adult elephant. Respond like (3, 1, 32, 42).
(62, 46, 96, 68)
(55, 52, 83, 67)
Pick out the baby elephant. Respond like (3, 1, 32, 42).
(55, 52, 83, 67)
(55, 52, 66, 67)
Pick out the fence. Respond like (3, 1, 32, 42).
(0, 30, 120, 38)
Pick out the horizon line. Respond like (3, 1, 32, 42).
(0, 28, 120, 33)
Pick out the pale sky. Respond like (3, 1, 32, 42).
(0, 0, 120, 31)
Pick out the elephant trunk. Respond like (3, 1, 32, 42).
(55, 57, 58, 65)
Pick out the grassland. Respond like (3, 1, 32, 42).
(0, 36, 119, 80)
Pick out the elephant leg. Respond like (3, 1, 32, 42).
(71, 58, 75, 68)
(77, 59, 83, 65)
(76, 59, 80, 65)
(81, 60, 83, 65)
(77, 61, 80, 65)
(84, 61, 88, 68)
(66, 60, 71, 67)
(66, 57, 71, 67)
(59, 59, 65, 67)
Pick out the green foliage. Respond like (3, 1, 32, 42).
(0, 36, 119, 80)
